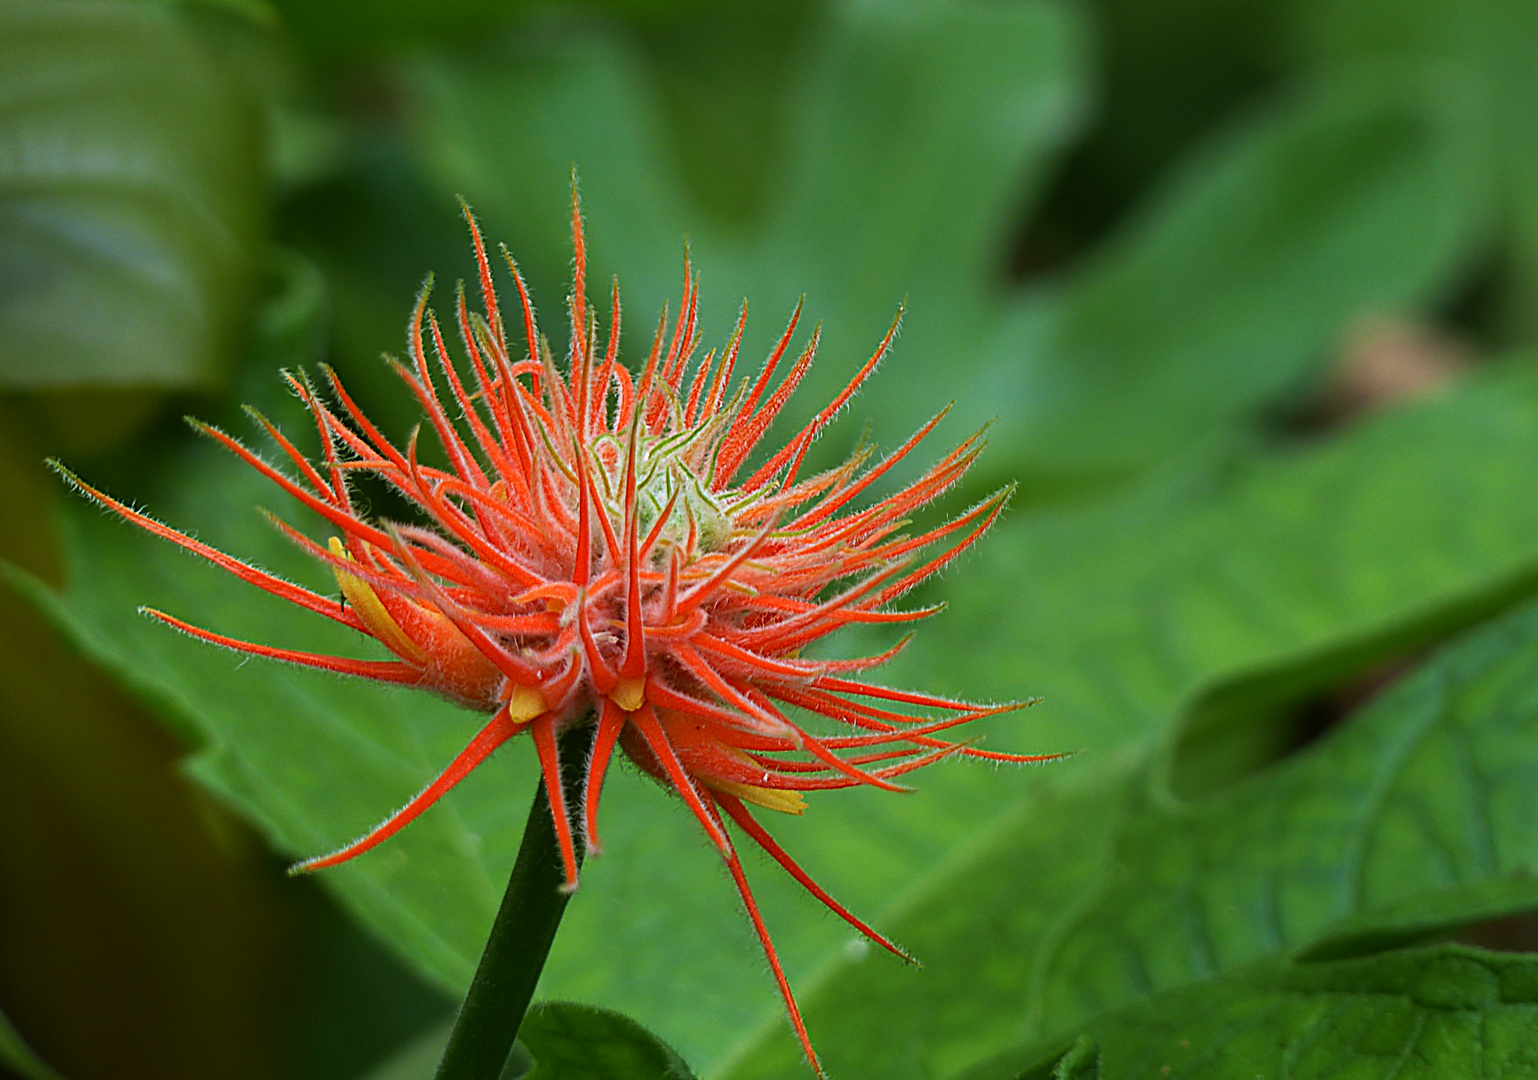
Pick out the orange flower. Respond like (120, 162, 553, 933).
(60, 193, 1059, 1073)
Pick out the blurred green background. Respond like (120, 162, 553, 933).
(5, 0, 1538, 1078)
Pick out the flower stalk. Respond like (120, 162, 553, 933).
(435, 717, 598, 1080)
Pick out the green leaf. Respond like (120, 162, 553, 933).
(0, 1005, 65, 1080)
(1037, 1036, 1096, 1080)
(0, 1, 264, 388)
(517, 1003, 697, 1080)
(726, 571, 1538, 1079)
(1295, 0, 1538, 347)
(266, 0, 702, 59)
(527, 362, 1538, 1072)
(356, 1021, 454, 1080)
(975, 945, 1538, 1080)
(978, 63, 1495, 484)
(358, 1004, 693, 1080)
(1034, 0, 1285, 231)
(28, 351, 1538, 1073)
(894, 362, 1538, 760)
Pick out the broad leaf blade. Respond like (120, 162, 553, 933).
(979, 945, 1538, 1080)
(728, 570, 1538, 1078)
(897, 362, 1538, 758)
(746, 0, 1089, 443)
(0, 1, 264, 388)
(29, 362, 1538, 1073)
(1296, 0, 1538, 348)
(519, 1003, 697, 1080)
(407, 12, 1494, 500)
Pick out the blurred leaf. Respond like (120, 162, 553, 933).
(267, 0, 705, 59)
(356, 1021, 452, 1080)
(277, 140, 477, 442)
(0, 1005, 65, 1080)
(1028, 0, 1289, 246)
(632, 0, 818, 228)
(517, 1003, 696, 1080)
(0, 573, 292, 1080)
(268, 0, 522, 55)
(288, 874, 455, 1080)
(973, 945, 1538, 1080)
(0, 1, 264, 388)
(406, 0, 1090, 465)
(978, 63, 1494, 484)
(1032, 1037, 1096, 1080)
(1295, 0, 1538, 347)
(729, 585, 1538, 1079)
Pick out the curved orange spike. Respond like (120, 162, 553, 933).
(630, 703, 731, 852)
(716, 791, 915, 966)
(577, 587, 618, 696)
(700, 793, 825, 1077)
(572, 437, 594, 588)
(532, 714, 582, 891)
(291, 703, 530, 874)
(744, 307, 900, 492)
(460, 199, 507, 356)
(582, 699, 630, 854)
(51, 462, 362, 632)
(143, 609, 422, 685)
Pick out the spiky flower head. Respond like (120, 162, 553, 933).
(60, 191, 1058, 1074)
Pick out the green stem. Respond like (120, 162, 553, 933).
(434, 719, 597, 1080)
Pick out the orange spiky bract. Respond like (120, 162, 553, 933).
(58, 190, 1062, 1076)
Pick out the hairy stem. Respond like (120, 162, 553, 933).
(434, 719, 597, 1080)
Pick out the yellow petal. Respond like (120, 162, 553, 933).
(706, 778, 806, 816)
(329, 537, 429, 665)
(506, 684, 548, 723)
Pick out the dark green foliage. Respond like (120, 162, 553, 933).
(0, 1, 264, 389)
(516, 1003, 696, 1080)
(982, 946, 1538, 1080)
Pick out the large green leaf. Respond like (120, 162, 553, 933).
(1032, 0, 1287, 235)
(895, 361, 1538, 759)
(26, 347, 1538, 1076)
(728, 576, 1538, 1079)
(361, 1003, 694, 1080)
(0, 1, 264, 388)
(978, 945, 1538, 1080)
(267, 0, 706, 58)
(518, 1003, 698, 1080)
